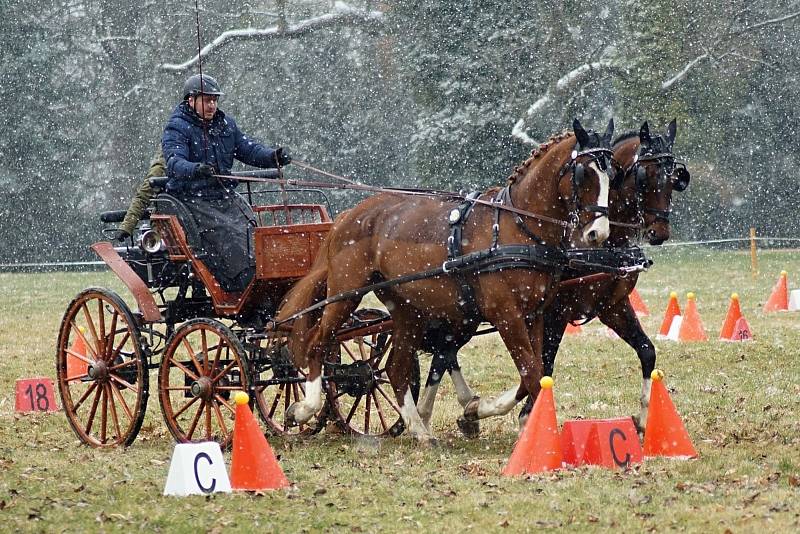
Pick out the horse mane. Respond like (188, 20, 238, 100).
(507, 130, 574, 185)
(611, 130, 639, 147)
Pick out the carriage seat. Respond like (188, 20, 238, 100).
(151, 193, 204, 254)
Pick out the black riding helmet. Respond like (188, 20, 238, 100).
(182, 74, 225, 100)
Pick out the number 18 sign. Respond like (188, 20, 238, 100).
(15, 377, 58, 413)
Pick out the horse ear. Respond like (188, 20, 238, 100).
(573, 118, 590, 149)
(603, 118, 615, 145)
(666, 119, 677, 149)
(639, 121, 652, 146)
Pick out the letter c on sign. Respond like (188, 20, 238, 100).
(194, 452, 217, 493)
(609, 428, 631, 468)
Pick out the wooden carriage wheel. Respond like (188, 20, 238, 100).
(325, 309, 417, 437)
(158, 319, 250, 449)
(252, 333, 325, 437)
(56, 288, 149, 448)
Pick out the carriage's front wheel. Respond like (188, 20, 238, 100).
(56, 288, 149, 448)
(252, 332, 325, 437)
(158, 319, 250, 449)
(325, 309, 416, 437)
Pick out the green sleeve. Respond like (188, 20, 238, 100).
(120, 151, 165, 235)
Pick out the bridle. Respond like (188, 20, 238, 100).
(559, 147, 615, 229)
(623, 149, 690, 225)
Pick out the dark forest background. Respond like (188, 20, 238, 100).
(2, 0, 799, 262)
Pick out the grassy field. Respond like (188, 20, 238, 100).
(1, 247, 799, 532)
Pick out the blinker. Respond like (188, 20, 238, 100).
(672, 167, 690, 191)
(573, 163, 585, 186)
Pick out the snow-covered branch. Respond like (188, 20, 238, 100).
(660, 53, 709, 91)
(512, 60, 615, 145)
(661, 10, 800, 90)
(159, 2, 385, 72)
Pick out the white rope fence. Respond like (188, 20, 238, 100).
(1, 234, 798, 271)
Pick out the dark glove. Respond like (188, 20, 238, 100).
(113, 229, 131, 243)
(193, 163, 216, 180)
(275, 146, 292, 166)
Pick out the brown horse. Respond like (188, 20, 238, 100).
(277, 119, 616, 443)
(416, 120, 690, 435)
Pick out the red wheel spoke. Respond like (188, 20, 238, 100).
(109, 358, 136, 372)
(163, 385, 191, 392)
(84, 384, 103, 435)
(181, 337, 204, 376)
(210, 340, 223, 375)
(106, 384, 122, 439)
(100, 384, 109, 443)
(71, 320, 99, 359)
(364, 391, 371, 430)
(109, 374, 139, 395)
(170, 356, 199, 381)
(204, 399, 213, 441)
(173, 395, 201, 419)
(210, 359, 237, 382)
(186, 399, 205, 440)
(211, 398, 229, 437)
(97, 299, 107, 358)
(80, 303, 102, 358)
(65, 347, 94, 366)
(106, 311, 119, 359)
(268, 386, 283, 418)
(73, 381, 99, 412)
(213, 394, 235, 416)
(200, 329, 209, 374)
(109, 331, 131, 363)
(109, 381, 134, 421)
(345, 395, 362, 424)
(374, 383, 403, 414)
(370, 390, 390, 432)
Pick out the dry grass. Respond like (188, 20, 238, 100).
(0, 248, 799, 532)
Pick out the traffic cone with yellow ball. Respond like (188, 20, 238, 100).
(658, 292, 681, 338)
(229, 392, 289, 491)
(642, 370, 698, 459)
(763, 271, 789, 312)
(719, 293, 743, 340)
(502, 376, 563, 476)
(678, 292, 708, 342)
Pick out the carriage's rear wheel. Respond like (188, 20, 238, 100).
(56, 288, 149, 448)
(252, 333, 325, 436)
(158, 319, 250, 449)
(325, 309, 417, 437)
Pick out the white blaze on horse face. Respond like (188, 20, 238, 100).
(581, 161, 610, 244)
(294, 376, 323, 424)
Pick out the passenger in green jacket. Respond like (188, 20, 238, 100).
(115, 150, 166, 241)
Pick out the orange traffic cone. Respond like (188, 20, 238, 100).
(230, 392, 289, 491)
(678, 292, 707, 341)
(658, 292, 681, 337)
(564, 322, 582, 335)
(719, 293, 743, 340)
(67, 327, 89, 380)
(502, 376, 562, 476)
(763, 271, 789, 312)
(629, 288, 650, 316)
(642, 370, 698, 458)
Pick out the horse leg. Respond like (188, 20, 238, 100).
(416, 351, 448, 429)
(598, 298, 656, 432)
(519, 308, 568, 427)
(385, 310, 436, 445)
(286, 300, 356, 426)
(461, 314, 542, 423)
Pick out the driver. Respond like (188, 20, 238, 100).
(161, 73, 292, 292)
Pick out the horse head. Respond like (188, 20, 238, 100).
(615, 119, 690, 245)
(563, 118, 617, 247)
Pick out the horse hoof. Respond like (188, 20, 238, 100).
(462, 395, 480, 422)
(456, 416, 480, 439)
(388, 419, 406, 437)
(285, 402, 302, 427)
(416, 435, 439, 448)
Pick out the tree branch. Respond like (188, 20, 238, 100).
(512, 60, 615, 145)
(660, 53, 709, 91)
(158, 2, 385, 72)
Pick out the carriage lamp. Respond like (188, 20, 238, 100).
(140, 230, 164, 254)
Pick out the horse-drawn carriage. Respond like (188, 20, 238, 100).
(55, 119, 690, 448)
(55, 171, 409, 448)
